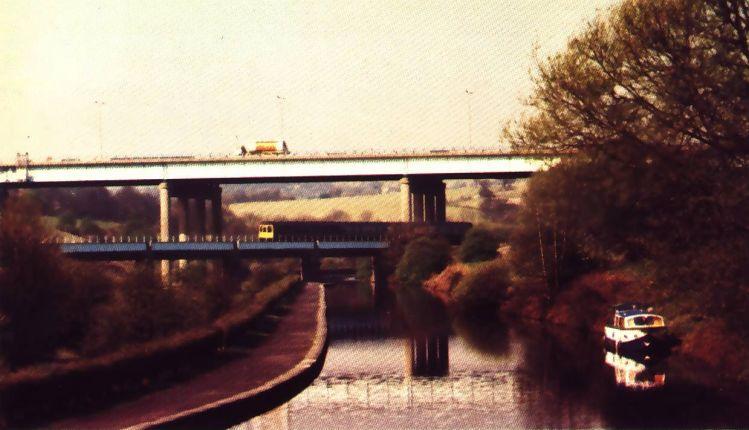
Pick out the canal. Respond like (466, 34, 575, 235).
(239, 282, 749, 429)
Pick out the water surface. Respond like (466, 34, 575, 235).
(240, 283, 749, 429)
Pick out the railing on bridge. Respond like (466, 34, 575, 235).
(50, 234, 390, 260)
(7, 147, 551, 168)
(46, 234, 390, 245)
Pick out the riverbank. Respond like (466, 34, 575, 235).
(46, 282, 327, 429)
(424, 261, 749, 384)
(505, 269, 749, 383)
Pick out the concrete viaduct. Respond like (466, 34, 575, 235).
(0, 150, 556, 281)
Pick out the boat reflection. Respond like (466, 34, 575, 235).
(604, 350, 666, 390)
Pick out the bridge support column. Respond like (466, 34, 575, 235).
(163, 181, 224, 275)
(209, 184, 226, 276)
(435, 182, 446, 223)
(301, 256, 321, 282)
(412, 190, 425, 223)
(370, 255, 386, 304)
(400, 176, 446, 224)
(177, 196, 190, 269)
(210, 185, 223, 239)
(159, 182, 171, 283)
(195, 199, 206, 237)
(400, 178, 412, 222)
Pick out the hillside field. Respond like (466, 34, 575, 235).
(229, 182, 524, 223)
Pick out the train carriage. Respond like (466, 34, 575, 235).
(257, 221, 471, 244)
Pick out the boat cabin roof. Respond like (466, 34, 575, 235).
(617, 309, 656, 318)
(613, 302, 655, 317)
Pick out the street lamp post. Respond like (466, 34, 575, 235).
(276, 95, 286, 140)
(465, 89, 474, 147)
(94, 100, 106, 158)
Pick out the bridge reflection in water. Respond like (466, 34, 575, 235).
(240, 281, 749, 429)
(241, 336, 527, 430)
(404, 335, 449, 377)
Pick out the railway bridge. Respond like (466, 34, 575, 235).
(55, 236, 389, 288)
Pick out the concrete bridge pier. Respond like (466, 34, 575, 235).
(159, 182, 171, 283)
(370, 255, 387, 303)
(176, 196, 191, 269)
(404, 334, 449, 377)
(300, 256, 321, 282)
(208, 185, 225, 277)
(159, 181, 223, 283)
(210, 186, 223, 239)
(399, 176, 446, 224)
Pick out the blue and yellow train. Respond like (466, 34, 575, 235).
(257, 221, 471, 244)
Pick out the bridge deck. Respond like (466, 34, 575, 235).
(1, 150, 556, 187)
(59, 240, 389, 260)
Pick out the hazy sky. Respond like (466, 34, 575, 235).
(1, 1, 619, 161)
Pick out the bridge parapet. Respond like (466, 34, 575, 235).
(55, 236, 390, 261)
(48, 233, 389, 245)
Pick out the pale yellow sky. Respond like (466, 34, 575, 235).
(0, 1, 619, 161)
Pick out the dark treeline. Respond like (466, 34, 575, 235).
(389, 0, 749, 380)
(30, 187, 159, 236)
(224, 188, 296, 204)
(0, 194, 292, 371)
(499, 0, 749, 374)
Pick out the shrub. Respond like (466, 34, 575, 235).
(78, 217, 104, 236)
(452, 260, 511, 313)
(458, 227, 498, 263)
(0, 195, 73, 368)
(57, 211, 79, 235)
(395, 236, 451, 289)
(82, 266, 187, 355)
(356, 257, 372, 282)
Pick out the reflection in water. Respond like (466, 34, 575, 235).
(404, 335, 449, 377)
(239, 404, 289, 430)
(247, 333, 607, 429)
(452, 312, 510, 357)
(243, 283, 749, 429)
(604, 351, 666, 390)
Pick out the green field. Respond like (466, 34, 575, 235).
(229, 183, 524, 223)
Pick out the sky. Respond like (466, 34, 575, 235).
(0, 0, 620, 162)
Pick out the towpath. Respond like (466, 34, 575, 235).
(51, 282, 327, 429)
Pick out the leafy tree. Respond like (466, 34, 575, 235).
(78, 217, 104, 236)
(113, 187, 158, 225)
(477, 181, 517, 221)
(57, 211, 79, 234)
(506, 0, 749, 164)
(319, 186, 343, 199)
(83, 266, 182, 354)
(452, 260, 511, 313)
(504, 0, 749, 322)
(508, 165, 599, 298)
(395, 236, 451, 289)
(458, 227, 498, 263)
(0, 196, 69, 367)
(322, 209, 351, 221)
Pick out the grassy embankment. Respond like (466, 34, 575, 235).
(0, 274, 300, 427)
(424, 258, 749, 383)
(2, 191, 308, 425)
